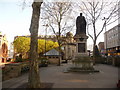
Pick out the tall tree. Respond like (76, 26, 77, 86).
(28, 0, 43, 88)
(41, 2, 74, 65)
(13, 37, 30, 56)
(76, 0, 119, 59)
(13, 36, 58, 57)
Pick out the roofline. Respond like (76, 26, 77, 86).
(104, 24, 120, 34)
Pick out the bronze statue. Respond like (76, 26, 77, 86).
(76, 13, 86, 35)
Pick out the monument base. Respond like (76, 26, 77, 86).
(75, 53, 88, 57)
(67, 56, 99, 73)
(64, 32, 99, 73)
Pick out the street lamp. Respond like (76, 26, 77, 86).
(43, 24, 49, 57)
(102, 17, 108, 56)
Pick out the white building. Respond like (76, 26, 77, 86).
(104, 24, 120, 56)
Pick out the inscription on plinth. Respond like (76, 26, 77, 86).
(78, 43, 85, 53)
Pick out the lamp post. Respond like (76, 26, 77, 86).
(102, 17, 108, 57)
(102, 17, 110, 64)
(43, 24, 48, 57)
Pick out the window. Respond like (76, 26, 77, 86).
(114, 34, 116, 37)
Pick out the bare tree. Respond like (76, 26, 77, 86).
(41, 2, 74, 65)
(28, 0, 43, 88)
(77, 0, 119, 59)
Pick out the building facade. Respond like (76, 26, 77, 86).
(38, 35, 57, 42)
(61, 32, 76, 60)
(104, 24, 120, 56)
(43, 49, 61, 64)
(98, 42, 105, 56)
(0, 32, 8, 63)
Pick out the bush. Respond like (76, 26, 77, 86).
(21, 59, 29, 62)
(95, 56, 120, 66)
(21, 65, 29, 73)
(100, 57, 107, 64)
(92, 56, 107, 64)
(14, 56, 22, 62)
(38, 57, 48, 67)
(107, 56, 113, 65)
(94, 57, 101, 64)
(94, 45, 101, 57)
(14, 56, 29, 63)
(114, 56, 120, 67)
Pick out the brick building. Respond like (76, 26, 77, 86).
(98, 42, 105, 56)
(0, 32, 8, 63)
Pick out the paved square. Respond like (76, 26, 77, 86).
(2, 63, 118, 88)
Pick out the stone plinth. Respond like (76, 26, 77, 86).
(74, 34, 88, 57)
(66, 34, 99, 73)
(68, 56, 99, 73)
(72, 56, 93, 69)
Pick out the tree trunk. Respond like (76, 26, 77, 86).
(58, 21, 61, 66)
(58, 40, 61, 66)
(93, 39, 97, 64)
(28, 1, 43, 88)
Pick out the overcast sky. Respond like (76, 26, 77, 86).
(0, 0, 118, 50)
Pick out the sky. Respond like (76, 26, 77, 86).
(0, 0, 118, 50)
(0, 0, 32, 44)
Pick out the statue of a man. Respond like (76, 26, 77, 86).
(76, 13, 86, 35)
